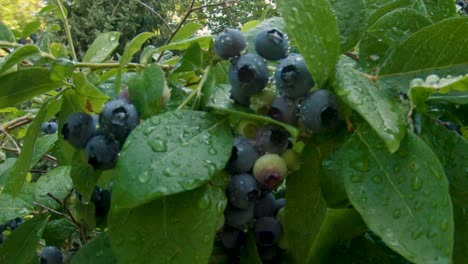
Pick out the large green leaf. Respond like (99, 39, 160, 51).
(359, 8, 431, 71)
(112, 110, 232, 210)
(120, 32, 155, 67)
(329, 0, 367, 52)
(33, 166, 73, 210)
(334, 57, 406, 153)
(0, 21, 15, 42)
(379, 17, 468, 76)
(72, 232, 116, 264)
(128, 63, 166, 118)
(283, 139, 328, 263)
(0, 193, 33, 223)
(83, 32, 120, 63)
(417, 117, 468, 263)
(109, 173, 228, 263)
(277, 0, 340, 86)
(0, 68, 64, 108)
(0, 214, 48, 263)
(0, 45, 41, 75)
(343, 124, 453, 263)
(0, 158, 16, 187)
(30, 134, 58, 169)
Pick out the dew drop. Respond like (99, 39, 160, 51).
(411, 176, 423, 191)
(411, 225, 424, 240)
(371, 175, 383, 184)
(150, 117, 160, 125)
(149, 139, 168, 152)
(138, 171, 150, 183)
(392, 208, 401, 219)
(209, 148, 218, 155)
(350, 174, 365, 183)
(350, 159, 370, 172)
(143, 126, 155, 136)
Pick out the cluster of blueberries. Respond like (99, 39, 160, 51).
(214, 27, 340, 133)
(61, 98, 139, 170)
(218, 124, 297, 262)
(17, 33, 38, 45)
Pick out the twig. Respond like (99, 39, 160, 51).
(55, 0, 78, 61)
(34, 202, 70, 219)
(0, 128, 21, 153)
(75, 62, 144, 70)
(345, 51, 359, 62)
(1, 146, 58, 164)
(134, 0, 173, 33)
(1, 115, 35, 131)
(191, 0, 240, 12)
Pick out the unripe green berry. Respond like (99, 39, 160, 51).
(253, 154, 288, 191)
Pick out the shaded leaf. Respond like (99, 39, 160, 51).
(70, 151, 101, 202)
(43, 218, 78, 248)
(0, 193, 33, 223)
(0, 21, 15, 42)
(33, 166, 73, 210)
(158, 35, 212, 52)
(329, 0, 367, 52)
(30, 134, 58, 169)
(72, 232, 116, 264)
(0, 44, 41, 74)
(73, 72, 109, 113)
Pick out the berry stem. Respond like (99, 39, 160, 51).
(55, 0, 78, 61)
(177, 64, 212, 110)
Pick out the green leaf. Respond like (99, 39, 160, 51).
(417, 117, 468, 263)
(33, 166, 73, 210)
(277, 0, 340, 86)
(171, 42, 209, 74)
(171, 22, 202, 43)
(329, 0, 367, 53)
(334, 57, 406, 153)
(359, 8, 431, 71)
(112, 110, 232, 210)
(109, 173, 228, 263)
(30, 134, 58, 169)
(244, 17, 287, 54)
(0, 214, 48, 263)
(73, 72, 109, 113)
(157, 35, 213, 52)
(72, 232, 116, 264)
(200, 62, 229, 108)
(21, 20, 41, 38)
(421, 0, 456, 23)
(0, 158, 16, 187)
(0, 21, 15, 42)
(0, 68, 64, 108)
(128, 64, 165, 118)
(83, 32, 120, 63)
(4, 97, 59, 195)
(120, 32, 155, 67)
(343, 124, 453, 263)
(0, 44, 41, 74)
(309, 209, 367, 263)
(139, 45, 157, 65)
(43, 218, 78, 248)
(206, 84, 299, 141)
(0, 193, 33, 223)
(239, 232, 263, 264)
(241, 20, 260, 32)
(50, 58, 75, 81)
(70, 151, 101, 202)
(283, 140, 328, 263)
(409, 74, 468, 112)
(378, 17, 468, 76)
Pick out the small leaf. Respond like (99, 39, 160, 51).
(0, 68, 64, 108)
(112, 110, 232, 210)
(70, 151, 101, 202)
(128, 63, 165, 118)
(334, 57, 406, 153)
(329, 0, 367, 52)
(83, 32, 120, 63)
(72, 232, 116, 264)
(73, 72, 109, 113)
(343, 124, 453, 263)
(277, 0, 340, 86)
(240, 232, 262, 264)
(33, 166, 73, 210)
(241, 20, 260, 32)
(0, 193, 33, 223)
(171, 42, 209, 74)
(43, 219, 78, 248)
(379, 17, 468, 76)
(21, 20, 41, 38)
(171, 22, 202, 43)
(30, 134, 58, 169)
(0, 21, 15, 42)
(120, 32, 155, 67)
(0, 214, 48, 263)
(0, 44, 41, 74)
(157, 35, 212, 52)
(139, 45, 157, 65)
(109, 173, 228, 263)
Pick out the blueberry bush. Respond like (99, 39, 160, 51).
(0, 0, 467, 263)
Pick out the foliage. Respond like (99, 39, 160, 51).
(0, 0, 467, 263)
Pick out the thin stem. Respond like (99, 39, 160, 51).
(1, 146, 58, 163)
(55, 0, 78, 61)
(134, 0, 173, 33)
(0, 128, 21, 153)
(74, 62, 144, 70)
(34, 202, 69, 219)
(190, 1, 239, 12)
(1, 115, 36, 131)
(177, 64, 212, 110)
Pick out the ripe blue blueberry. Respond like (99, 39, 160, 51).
(227, 136, 260, 174)
(41, 121, 58, 134)
(229, 85, 251, 106)
(229, 53, 269, 97)
(254, 216, 283, 247)
(224, 204, 254, 229)
(255, 29, 289, 61)
(214, 28, 247, 59)
(61, 112, 96, 149)
(85, 135, 120, 170)
(268, 96, 298, 125)
(254, 192, 277, 219)
(299, 89, 340, 133)
(40, 246, 63, 264)
(30, 33, 38, 44)
(18, 38, 26, 44)
(256, 125, 290, 154)
(227, 173, 260, 209)
(99, 99, 139, 143)
(275, 53, 315, 99)
(217, 225, 245, 249)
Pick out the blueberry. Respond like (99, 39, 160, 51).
(119, 87, 131, 101)
(41, 121, 58, 134)
(94, 189, 111, 218)
(18, 38, 26, 44)
(254, 192, 277, 218)
(255, 29, 289, 61)
(224, 204, 254, 229)
(268, 96, 298, 125)
(40, 246, 63, 264)
(275, 53, 315, 99)
(0, 233, 4, 245)
(61, 112, 96, 149)
(229, 85, 251, 106)
(274, 198, 285, 216)
(9, 217, 24, 230)
(85, 135, 120, 170)
(254, 217, 283, 247)
(256, 125, 290, 154)
(253, 154, 288, 191)
(214, 28, 247, 59)
(90, 186, 102, 203)
(258, 245, 280, 263)
(227, 137, 260, 174)
(217, 225, 245, 249)
(299, 89, 340, 133)
(30, 33, 38, 43)
(229, 53, 269, 97)
(227, 173, 260, 209)
(99, 99, 139, 143)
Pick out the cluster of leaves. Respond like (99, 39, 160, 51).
(0, 0, 467, 263)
